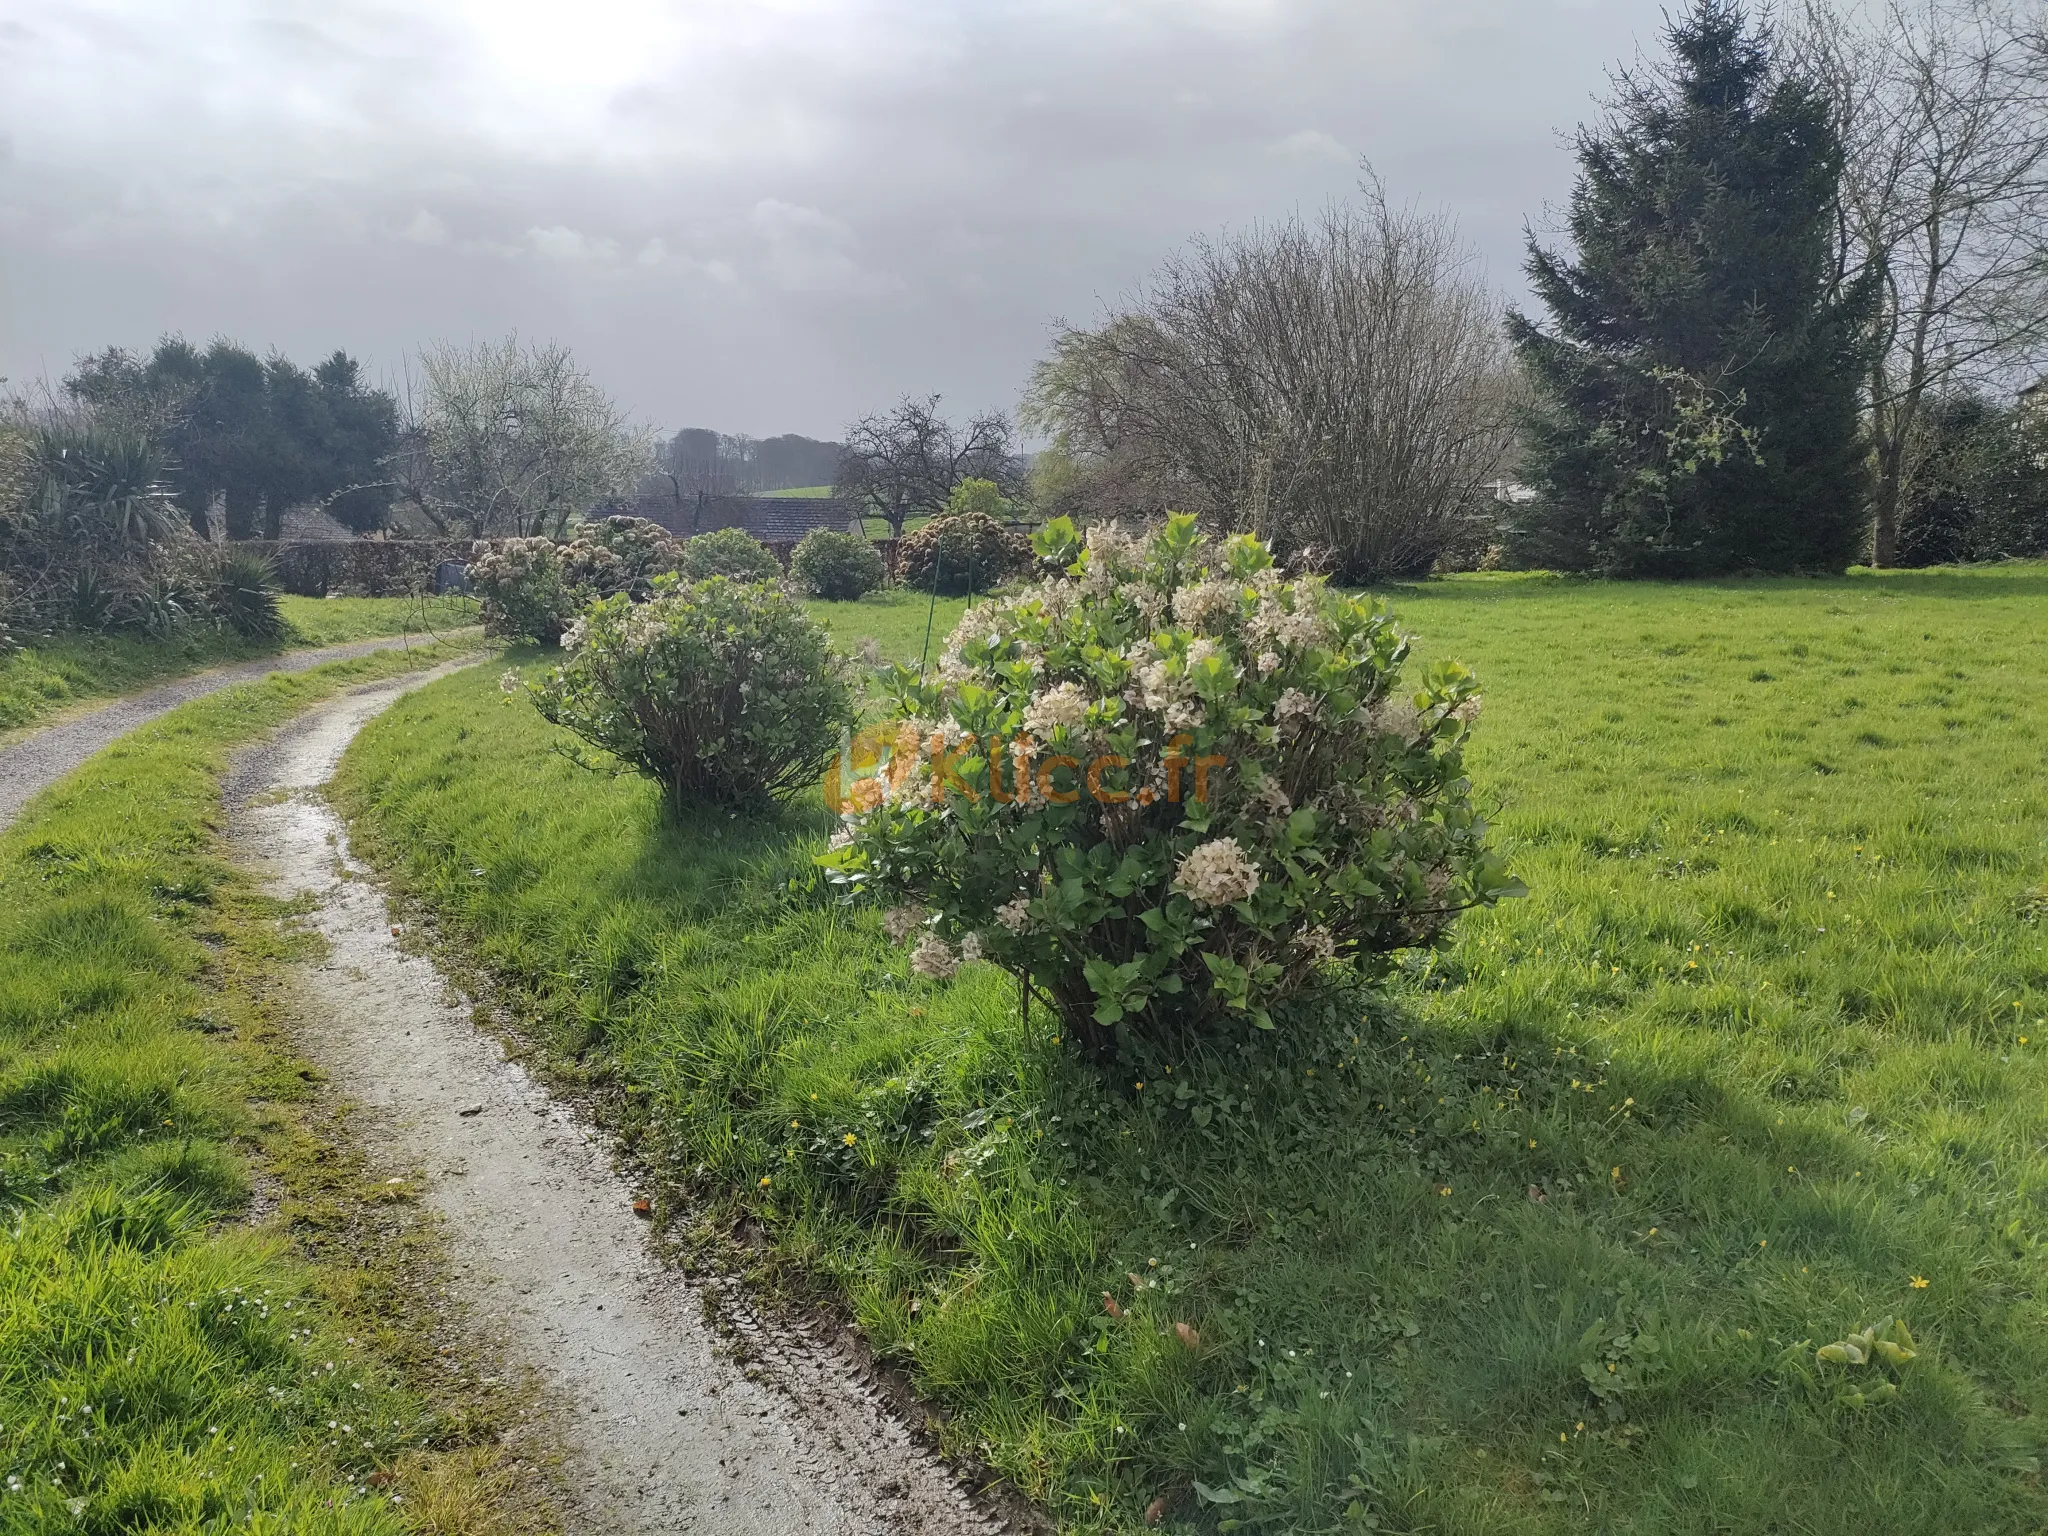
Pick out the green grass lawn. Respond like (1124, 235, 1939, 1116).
(333, 565, 2048, 1533)
(759, 485, 835, 498)
(0, 595, 477, 733)
(807, 587, 971, 667)
(0, 642, 487, 1531)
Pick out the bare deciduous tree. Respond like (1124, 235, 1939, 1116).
(1801, 0, 2048, 565)
(393, 336, 652, 539)
(1024, 181, 1517, 581)
(835, 396, 1015, 537)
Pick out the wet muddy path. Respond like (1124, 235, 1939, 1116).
(227, 669, 1003, 1536)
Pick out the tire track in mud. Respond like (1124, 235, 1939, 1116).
(226, 669, 1009, 1536)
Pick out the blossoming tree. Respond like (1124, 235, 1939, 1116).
(818, 513, 1522, 1058)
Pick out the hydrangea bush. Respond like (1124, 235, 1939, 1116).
(790, 528, 887, 600)
(470, 518, 682, 642)
(531, 576, 855, 812)
(896, 510, 1029, 596)
(575, 514, 681, 593)
(818, 514, 1522, 1056)
(682, 526, 782, 583)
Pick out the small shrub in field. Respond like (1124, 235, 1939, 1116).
(791, 529, 886, 600)
(819, 513, 1522, 1057)
(683, 526, 781, 582)
(469, 536, 575, 642)
(532, 577, 855, 812)
(897, 510, 1028, 596)
(471, 520, 680, 643)
(189, 545, 286, 639)
(575, 514, 682, 589)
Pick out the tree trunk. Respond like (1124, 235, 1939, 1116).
(1872, 457, 1903, 566)
(224, 488, 259, 541)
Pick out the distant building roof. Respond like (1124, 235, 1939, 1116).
(630, 493, 859, 542)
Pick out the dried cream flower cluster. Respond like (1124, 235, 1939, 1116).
(1173, 837, 1262, 908)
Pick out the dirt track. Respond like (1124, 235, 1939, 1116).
(227, 669, 1004, 1535)
(0, 633, 459, 832)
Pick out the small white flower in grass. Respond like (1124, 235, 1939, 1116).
(883, 906, 925, 944)
(995, 898, 1032, 935)
(910, 933, 959, 980)
(498, 669, 522, 694)
(1174, 837, 1260, 907)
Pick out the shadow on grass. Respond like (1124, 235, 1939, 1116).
(1367, 564, 2048, 605)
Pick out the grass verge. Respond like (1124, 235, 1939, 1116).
(0, 595, 478, 733)
(806, 589, 969, 667)
(334, 567, 2048, 1533)
(0, 639, 531, 1533)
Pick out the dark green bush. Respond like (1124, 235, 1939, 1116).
(682, 526, 781, 582)
(1901, 391, 2048, 566)
(897, 511, 1028, 596)
(790, 529, 886, 600)
(534, 577, 855, 812)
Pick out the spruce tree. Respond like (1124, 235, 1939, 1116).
(1507, 1, 1875, 575)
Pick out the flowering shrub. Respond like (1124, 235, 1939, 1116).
(818, 513, 1522, 1055)
(897, 511, 1029, 596)
(575, 514, 681, 593)
(471, 519, 682, 642)
(683, 526, 782, 582)
(469, 537, 575, 642)
(532, 576, 855, 812)
(790, 528, 886, 600)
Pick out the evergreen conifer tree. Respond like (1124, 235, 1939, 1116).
(1508, 1, 1875, 574)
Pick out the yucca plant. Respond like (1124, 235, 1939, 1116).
(31, 420, 179, 548)
(198, 546, 286, 639)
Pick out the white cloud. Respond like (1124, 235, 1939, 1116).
(1276, 129, 1354, 164)
(749, 198, 898, 296)
(0, 0, 1660, 434)
(397, 209, 449, 245)
(524, 224, 620, 263)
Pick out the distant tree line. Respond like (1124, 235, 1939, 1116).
(660, 430, 844, 497)
(1506, 0, 2048, 575)
(1020, 0, 2048, 579)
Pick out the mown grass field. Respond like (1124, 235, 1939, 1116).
(0, 643, 504, 1532)
(333, 566, 2048, 1534)
(0, 594, 478, 734)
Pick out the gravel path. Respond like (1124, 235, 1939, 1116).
(227, 672, 1006, 1535)
(0, 633, 460, 833)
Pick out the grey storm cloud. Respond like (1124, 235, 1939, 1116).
(0, 0, 1657, 438)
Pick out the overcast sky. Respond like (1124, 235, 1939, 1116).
(1, 0, 1661, 440)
